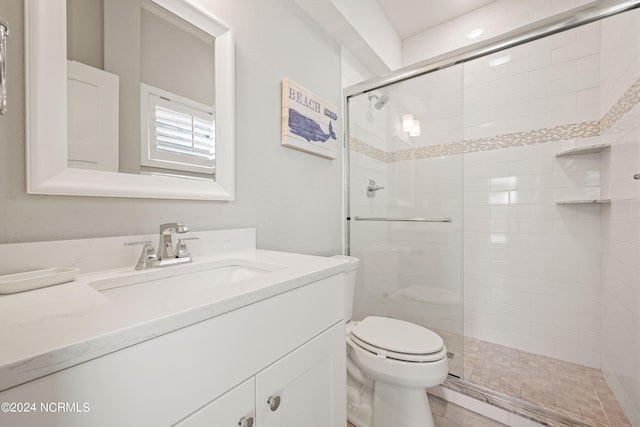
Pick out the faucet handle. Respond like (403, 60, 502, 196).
(126, 240, 155, 253)
(125, 241, 157, 270)
(175, 237, 198, 259)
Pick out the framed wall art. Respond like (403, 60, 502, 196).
(281, 79, 338, 159)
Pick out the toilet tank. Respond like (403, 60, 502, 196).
(332, 255, 359, 322)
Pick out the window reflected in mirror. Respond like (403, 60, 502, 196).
(66, 0, 216, 180)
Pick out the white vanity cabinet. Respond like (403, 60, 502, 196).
(0, 274, 346, 427)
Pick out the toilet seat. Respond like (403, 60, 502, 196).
(350, 316, 446, 363)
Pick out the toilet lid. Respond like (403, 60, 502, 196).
(350, 316, 444, 361)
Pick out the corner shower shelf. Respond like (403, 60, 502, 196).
(554, 143, 611, 205)
(555, 199, 611, 205)
(554, 143, 611, 157)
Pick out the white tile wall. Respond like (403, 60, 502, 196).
(462, 140, 603, 367)
(463, 21, 601, 140)
(600, 9, 640, 115)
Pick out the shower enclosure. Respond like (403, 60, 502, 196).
(345, 2, 640, 425)
(346, 64, 465, 378)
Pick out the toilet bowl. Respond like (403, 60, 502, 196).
(334, 256, 449, 427)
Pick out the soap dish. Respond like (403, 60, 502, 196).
(0, 268, 80, 294)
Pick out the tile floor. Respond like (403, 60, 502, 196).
(347, 394, 508, 427)
(462, 337, 631, 427)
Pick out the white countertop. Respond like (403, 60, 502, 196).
(0, 248, 349, 392)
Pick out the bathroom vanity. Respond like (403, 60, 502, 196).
(0, 229, 348, 426)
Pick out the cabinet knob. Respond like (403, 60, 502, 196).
(267, 394, 281, 411)
(238, 416, 254, 427)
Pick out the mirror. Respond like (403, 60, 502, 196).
(25, 0, 235, 200)
(67, 0, 216, 179)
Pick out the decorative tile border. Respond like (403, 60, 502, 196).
(348, 138, 393, 162)
(349, 77, 640, 163)
(601, 78, 640, 133)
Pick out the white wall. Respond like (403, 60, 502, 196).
(331, 0, 401, 71)
(67, 0, 103, 69)
(296, 0, 401, 74)
(600, 8, 640, 426)
(0, 0, 343, 256)
(140, 5, 214, 106)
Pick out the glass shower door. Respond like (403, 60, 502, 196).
(346, 65, 464, 377)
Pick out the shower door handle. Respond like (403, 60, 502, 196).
(366, 179, 384, 197)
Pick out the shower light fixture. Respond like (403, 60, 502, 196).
(409, 120, 421, 137)
(402, 114, 420, 137)
(402, 114, 414, 132)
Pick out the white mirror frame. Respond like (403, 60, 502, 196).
(25, 0, 235, 200)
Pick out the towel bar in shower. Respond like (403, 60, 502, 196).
(350, 216, 453, 223)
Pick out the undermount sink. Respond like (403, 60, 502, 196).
(89, 259, 283, 301)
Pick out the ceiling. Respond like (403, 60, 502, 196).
(375, 0, 498, 39)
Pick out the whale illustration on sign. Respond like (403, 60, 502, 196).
(288, 108, 336, 143)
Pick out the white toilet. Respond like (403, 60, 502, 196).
(335, 256, 449, 427)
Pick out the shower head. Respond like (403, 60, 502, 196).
(368, 93, 390, 110)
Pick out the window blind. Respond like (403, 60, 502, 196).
(154, 106, 215, 161)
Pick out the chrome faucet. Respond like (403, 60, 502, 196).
(158, 222, 189, 260)
(125, 222, 196, 270)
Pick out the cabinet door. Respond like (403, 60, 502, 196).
(175, 377, 255, 427)
(256, 322, 346, 427)
(67, 60, 119, 172)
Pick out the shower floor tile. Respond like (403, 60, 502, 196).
(462, 337, 631, 427)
